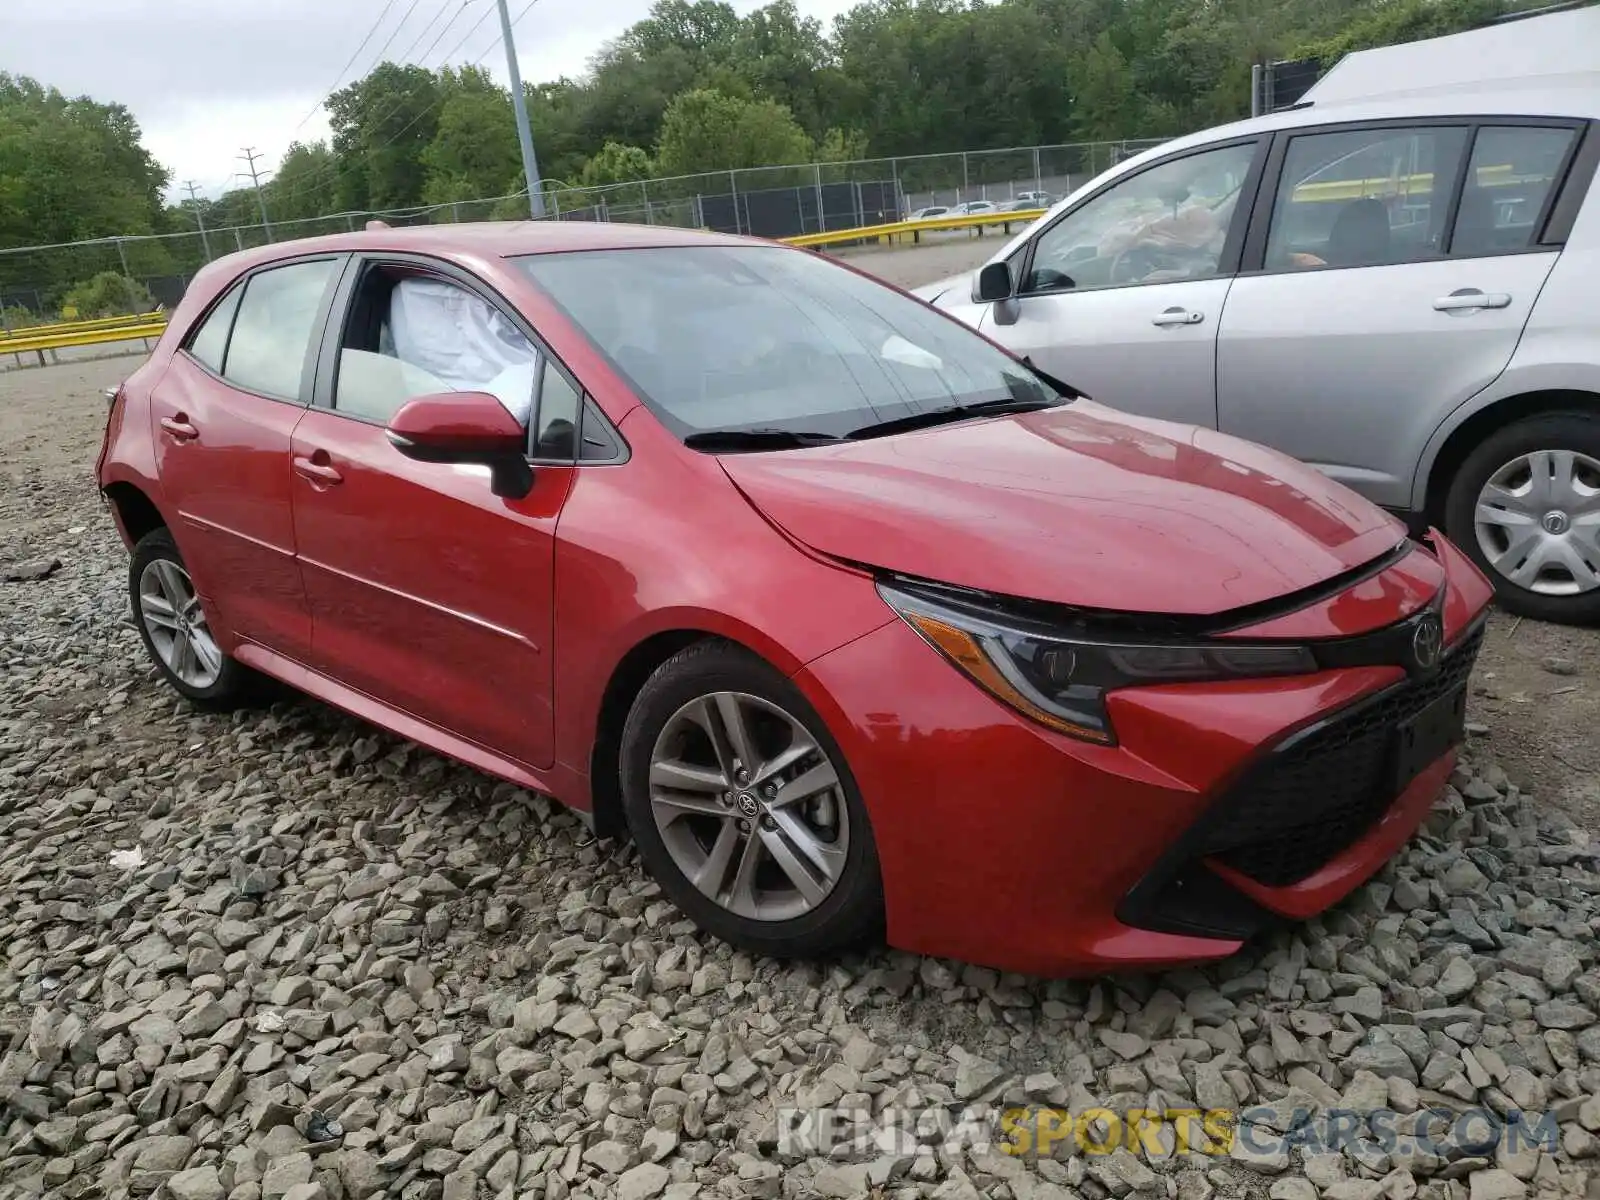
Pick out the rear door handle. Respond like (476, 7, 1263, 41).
(293, 455, 343, 486)
(1152, 307, 1204, 327)
(1433, 288, 1511, 311)
(159, 416, 199, 442)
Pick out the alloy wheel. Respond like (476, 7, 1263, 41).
(648, 690, 849, 922)
(138, 558, 224, 688)
(1474, 449, 1600, 596)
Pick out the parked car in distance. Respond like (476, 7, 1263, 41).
(916, 10, 1600, 624)
(949, 200, 999, 216)
(99, 221, 1493, 975)
(1013, 190, 1055, 207)
(907, 206, 950, 221)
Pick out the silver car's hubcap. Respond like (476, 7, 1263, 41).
(649, 691, 848, 922)
(1475, 449, 1600, 596)
(138, 558, 223, 688)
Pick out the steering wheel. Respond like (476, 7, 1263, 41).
(1109, 245, 1164, 285)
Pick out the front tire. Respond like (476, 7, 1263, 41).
(129, 528, 256, 709)
(1444, 412, 1600, 625)
(619, 640, 884, 959)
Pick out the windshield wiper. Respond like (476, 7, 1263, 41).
(683, 428, 842, 452)
(846, 396, 1060, 440)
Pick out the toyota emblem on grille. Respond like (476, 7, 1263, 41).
(1411, 614, 1443, 674)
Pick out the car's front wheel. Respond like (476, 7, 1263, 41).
(619, 640, 883, 959)
(1445, 413, 1600, 625)
(129, 527, 255, 708)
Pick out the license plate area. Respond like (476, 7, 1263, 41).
(1393, 683, 1467, 791)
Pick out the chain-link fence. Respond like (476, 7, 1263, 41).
(0, 138, 1166, 326)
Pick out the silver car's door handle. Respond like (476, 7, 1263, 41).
(1152, 307, 1204, 327)
(1433, 289, 1512, 311)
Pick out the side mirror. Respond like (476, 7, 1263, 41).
(975, 261, 1014, 303)
(387, 391, 534, 499)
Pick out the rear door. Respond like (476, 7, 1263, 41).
(288, 255, 581, 769)
(1216, 118, 1584, 510)
(980, 137, 1265, 427)
(149, 256, 343, 658)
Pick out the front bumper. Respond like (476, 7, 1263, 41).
(792, 533, 1492, 977)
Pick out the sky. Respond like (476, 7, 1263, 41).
(5, 0, 858, 199)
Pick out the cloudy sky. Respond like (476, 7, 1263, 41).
(6, 0, 857, 199)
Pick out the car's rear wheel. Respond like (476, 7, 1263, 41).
(129, 528, 255, 708)
(1445, 412, 1600, 625)
(619, 640, 883, 958)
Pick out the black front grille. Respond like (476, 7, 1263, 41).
(1200, 622, 1484, 886)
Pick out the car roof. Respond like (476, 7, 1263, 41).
(199, 220, 757, 279)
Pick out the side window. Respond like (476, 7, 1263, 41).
(333, 270, 538, 427)
(1264, 126, 1469, 271)
(223, 260, 338, 400)
(185, 285, 242, 373)
(1451, 126, 1579, 257)
(1022, 141, 1257, 293)
(533, 363, 580, 460)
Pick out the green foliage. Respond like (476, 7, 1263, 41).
(1294, 0, 1497, 62)
(579, 142, 656, 188)
(656, 88, 814, 176)
(60, 271, 156, 318)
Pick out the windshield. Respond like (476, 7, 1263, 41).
(515, 245, 1051, 443)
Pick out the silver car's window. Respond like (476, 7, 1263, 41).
(1451, 126, 1578, 257)
(1264, 126, 1470, 270)
(517, 245, 1048, 440)
(223, 260, 338, 400)
(1022, 142, 1257, 293)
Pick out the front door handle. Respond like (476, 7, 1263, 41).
(1152, 307, 1204, 327)
(1433, 288, 1512, 312)
(293, 455, 343, 486)
(159, 416, 199, 442)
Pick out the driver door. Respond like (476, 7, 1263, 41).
(981, 138, 1265, 428)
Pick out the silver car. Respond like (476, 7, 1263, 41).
(917, 11, 1600, 623)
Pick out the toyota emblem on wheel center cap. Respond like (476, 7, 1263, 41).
(1411, 614, 1443, 674)
(735, 793, 761, 817)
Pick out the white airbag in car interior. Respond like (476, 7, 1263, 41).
(389, 278, 538, 424)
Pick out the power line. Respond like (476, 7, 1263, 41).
(389, 0, 459, 70)
(290, 0, 405, 136)
(363, 0, 432, 73)
(272, 0, 545, 215)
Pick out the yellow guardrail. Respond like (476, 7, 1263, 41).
(2, 316, 168, 366)
(781, 207, 1047, 249)
(0, 310, 166, 341)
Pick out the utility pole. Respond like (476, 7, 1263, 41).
(239, 147, 274, 240)
(182, 181, 214, 262)
(496, 0, 546, 219)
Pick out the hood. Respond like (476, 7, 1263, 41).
(910, 273, 971, 306)
(720, 401, 1407, 617)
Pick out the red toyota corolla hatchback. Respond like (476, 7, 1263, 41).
(97, 222, 1493, 976)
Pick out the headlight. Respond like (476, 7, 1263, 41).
(878, 581, 1316, 744)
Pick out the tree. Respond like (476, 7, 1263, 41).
(579, 142, 656, 188)
(422, 69, 521, 206)
(655, 88, 813, 177)
(268, 141, 340, 221)
(327, 62, 441, 210)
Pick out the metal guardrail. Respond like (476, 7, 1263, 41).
(781, 207, 1047, 249)
(2, 314, 168, 367)
(3, 209, 1048, 367)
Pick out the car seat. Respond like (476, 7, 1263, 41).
(1324, 198, 1392, 267)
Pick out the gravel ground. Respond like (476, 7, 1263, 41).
(4, 301, 1600, 1200)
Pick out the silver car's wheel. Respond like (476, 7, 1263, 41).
(1473, 449, 1600, 596)
(648, 691, 849, 922)
(138, 557, 224, 688)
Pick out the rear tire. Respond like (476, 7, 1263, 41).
(619, 640, 884, 959)
(129, 528, 258, 709)
(1444, 412, 1600, 625)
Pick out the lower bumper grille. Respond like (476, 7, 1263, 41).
(1117, 619, 1484, 938)
(1204, 622, 1483, 886)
